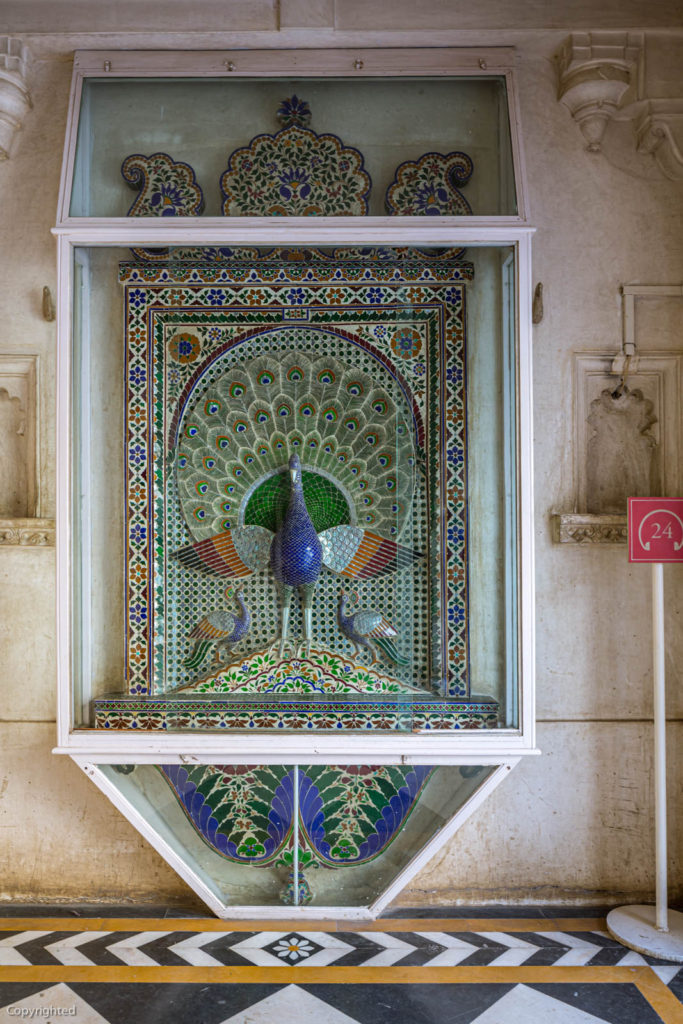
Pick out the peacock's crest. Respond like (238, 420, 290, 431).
(176, 353, 417, 546)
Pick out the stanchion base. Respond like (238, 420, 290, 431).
(607, 905, 683, 962)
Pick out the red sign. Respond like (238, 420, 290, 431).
(628, 497, 683, 563)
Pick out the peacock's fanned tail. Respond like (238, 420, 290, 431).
(182, 639, 213, 671)
(375, 636, 410, 666)
(176, 353, 417, 545)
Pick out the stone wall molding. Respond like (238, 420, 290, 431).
(556, 32, 683, 180)
(0, 517, 54, 546)
(553, 287, 682, 545)
(634, 99, 683, 180)
(556, 32, 642, 153)
(552, 513, 627, 545)
(0, 355, 39, 518)
(0, 36, 31, 160)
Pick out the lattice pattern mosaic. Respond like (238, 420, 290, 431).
(100, 250, 487, 731)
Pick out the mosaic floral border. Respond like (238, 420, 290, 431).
(93, 695, 499, 731)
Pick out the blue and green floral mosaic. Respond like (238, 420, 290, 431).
(159, 763, 435, 868)
(94, 693, 499, 731)
(385, 150, 474, 216)
(220, 96, 371, 216)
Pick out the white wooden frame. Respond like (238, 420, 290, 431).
(52, 49, 537, 764)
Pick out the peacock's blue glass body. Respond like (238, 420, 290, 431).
(270, 454, 323, 588)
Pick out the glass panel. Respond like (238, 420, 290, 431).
(466, 249, 519, 728)
(100, 763, 496, 908)
(70, 77, 517, 218)
(71, 244, 517, 732)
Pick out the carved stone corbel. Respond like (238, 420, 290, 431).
(0, 37, 32, 161)
(556, 32, 641, 153)
(634, 100, 683, 181)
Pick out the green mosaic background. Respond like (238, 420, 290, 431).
(165, 323, 428, 692)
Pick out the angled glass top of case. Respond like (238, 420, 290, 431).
(69, 76, 518, 218)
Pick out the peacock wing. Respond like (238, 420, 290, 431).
(319, 525, 423, 579)
(352, 609, 383, 637)
(172, 524, 272, 578)
(366, 614, 399, 639)
(205, 609, 237, 634)
(188, 610, 234, 640)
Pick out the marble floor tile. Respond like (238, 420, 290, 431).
(0, 982, 110, 1023)
(0, 910, 681, 1024)
(220, 984, 361, 1023)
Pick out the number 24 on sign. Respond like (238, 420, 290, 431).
(628, 497, 683, 563)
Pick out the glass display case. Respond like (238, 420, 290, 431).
(82, 760, 504, 915)
(60, 46, 525, 222)
(70, 242, 519, 739)
(54, 47, 535, 915)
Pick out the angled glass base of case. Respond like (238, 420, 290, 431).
(80, 760, 513, 915)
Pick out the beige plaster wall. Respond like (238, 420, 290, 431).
(0, 18, 682, 909)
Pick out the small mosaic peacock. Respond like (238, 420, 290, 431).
(335, 589, 409, 667)
(182, 588, 251, 671)
(337, 590, 409, 666)
(173, 353, 423, 654)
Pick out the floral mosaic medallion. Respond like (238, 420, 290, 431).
(385, 150, 474, 216)
(390, 326, 422, 361)
(168, 331, 202, 364)
(220, 97, 371, 215)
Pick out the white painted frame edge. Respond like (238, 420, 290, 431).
(54, 225, 536, 759)
(56, 232, 73, 750)
(516, 231, 536, 755)
(56, 46, 529, 224)
(73, 756, 519, 920)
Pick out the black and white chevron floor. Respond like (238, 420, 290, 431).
(0, 910, 681, 1023)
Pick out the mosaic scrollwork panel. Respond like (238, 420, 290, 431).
(219, 97, 371, 216)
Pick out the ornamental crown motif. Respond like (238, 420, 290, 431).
(219, 97, 372, 216)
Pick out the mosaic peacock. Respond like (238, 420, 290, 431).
(337, 590, 409, 667)
(182, 588, 251, 671)
(172, 352, 423, 654)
